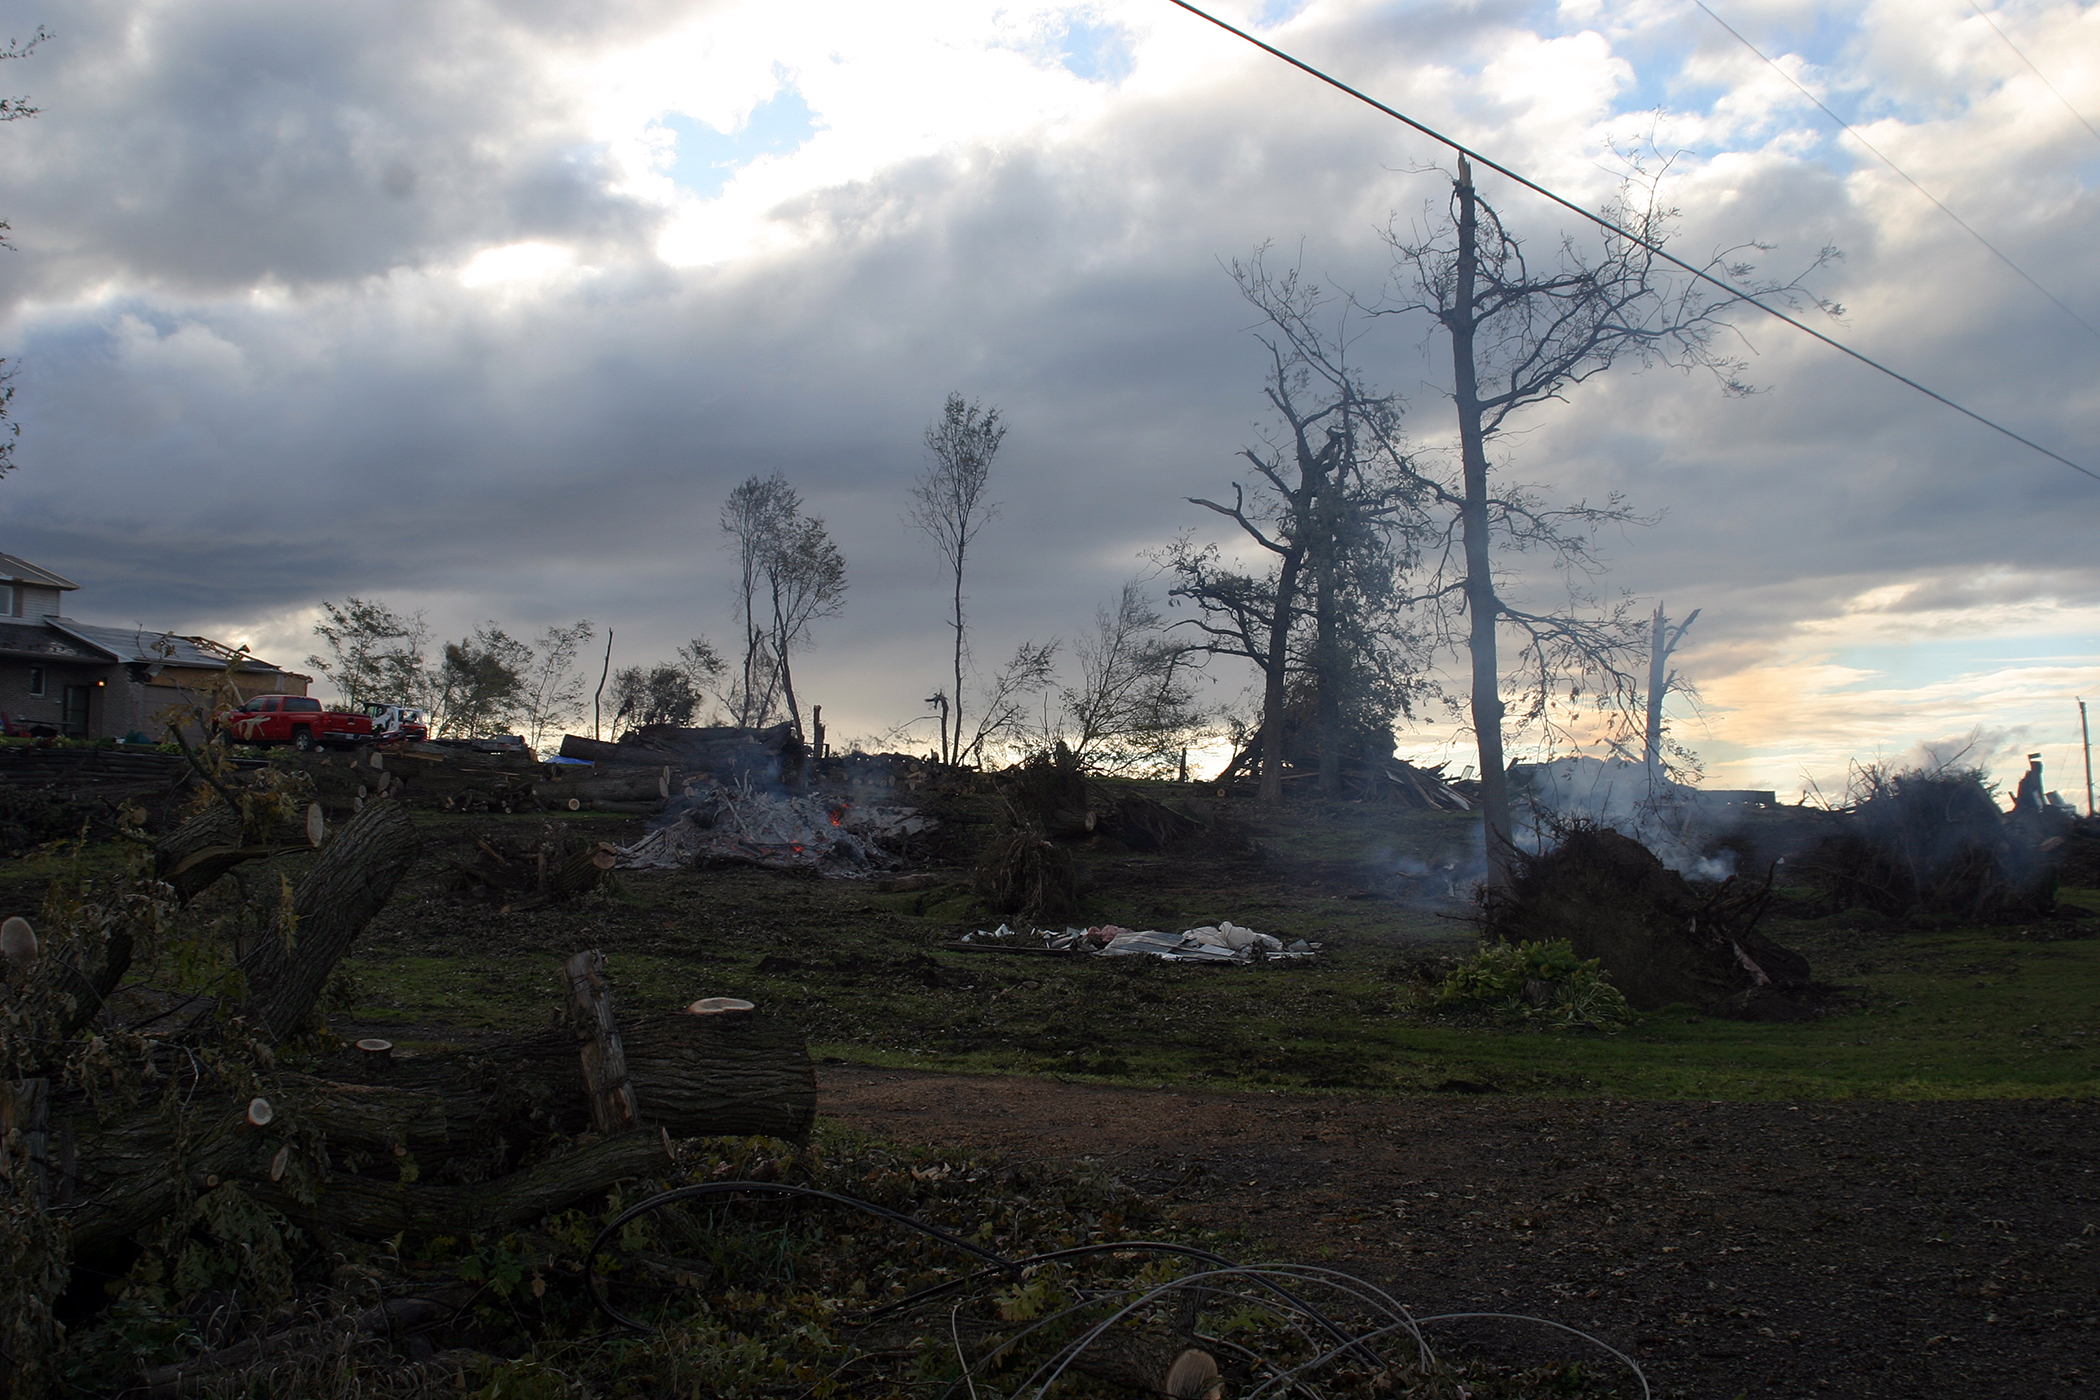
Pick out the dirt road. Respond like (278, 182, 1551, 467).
(819, 1067, 2098, 1399)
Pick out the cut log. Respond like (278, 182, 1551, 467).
(562, 949, 640, 1135)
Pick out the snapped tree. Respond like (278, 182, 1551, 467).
(1380, 156, 1832, 888)
(909, 393, 1005, 766)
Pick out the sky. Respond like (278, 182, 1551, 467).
(0, 0, 2094, 800)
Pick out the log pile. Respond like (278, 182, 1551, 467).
(271, 746, 671, 816)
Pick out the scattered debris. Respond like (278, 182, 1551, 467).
(617, 783, 929, 875)
(954, 921, 1318, 962)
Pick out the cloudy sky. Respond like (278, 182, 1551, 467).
(0, 0, 2094, 797)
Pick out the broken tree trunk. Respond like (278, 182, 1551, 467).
(241, 798, 420, 1042)
(562, 949, 640, 1135)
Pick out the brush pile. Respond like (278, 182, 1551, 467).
(1487, 822, 1826, 1020)
(1801, 765, 2065, 922)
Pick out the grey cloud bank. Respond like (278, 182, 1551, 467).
(0, 0, 2093, 787)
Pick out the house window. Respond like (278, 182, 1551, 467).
(27, 666, 44, 696)
(0, 585, 12, 616)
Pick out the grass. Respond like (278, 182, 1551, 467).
(320, 791, 2100, 1103)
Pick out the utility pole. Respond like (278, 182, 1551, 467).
(1643, 603, 1700, 796)
(2081, 697, 2093, 818)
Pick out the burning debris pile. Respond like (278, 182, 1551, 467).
(954, 920, 1318, 962)
(618, 783, 931, 875)
(1488, 822, 1827, 1020)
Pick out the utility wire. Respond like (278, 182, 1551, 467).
(1965, 0, 2100, 147)
(1159, 0, 2099, 485)
(1696, 0, 2100, 344)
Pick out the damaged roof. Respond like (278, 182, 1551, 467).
(42, 620, 292, 672)
(0, 619, 105, 662)
(0, 553, 80, 590)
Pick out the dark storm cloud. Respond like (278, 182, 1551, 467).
(0, 0, 2092, 763)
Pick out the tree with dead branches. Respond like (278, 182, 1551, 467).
(1166, 255, 1423, 802)
(1377, 155, 1835, 889)
(1056, 579, 1205, 775)
(910, 394, 1005, 766)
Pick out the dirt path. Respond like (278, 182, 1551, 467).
(818, 1067, 2098, 1399)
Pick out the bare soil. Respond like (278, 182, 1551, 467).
(819, 1066, 2100, 1399)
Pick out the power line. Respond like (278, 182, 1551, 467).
(1159, 0, 2099, 485)
(1696, 0, 2100, 344)
(1965, 0, 2100, 148)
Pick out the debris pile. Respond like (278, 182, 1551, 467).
(1802, 764, 2067, 922)
(443, 822, 624, 910)
(1487, 822, 1826, 1020)
(618, 784, 930, 874)
(955, 920, 1318, 962)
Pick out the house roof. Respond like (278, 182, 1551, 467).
(0, 553, 80, 590)
(43, 620, 290, 673)
(0, 619, 105, 663)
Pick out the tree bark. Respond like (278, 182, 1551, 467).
(1449, 157, 1515, 893)
(242, 798, 419, 1042)
(562, 949, 640, 1135)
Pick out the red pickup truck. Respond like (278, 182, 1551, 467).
(217, 695, 374, 751)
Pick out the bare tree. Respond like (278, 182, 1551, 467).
(1057, 579, 1205, 774)
(517, 619, 595, 751)
(910, 394, 1005, 765)
(761, 509, 847, 744)
(0, 28, 44, 483)
(1379, 155, 1833, 888)
(957, 639, 1058, 766)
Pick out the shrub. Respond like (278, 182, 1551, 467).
(1433, 939, 1635, 1031)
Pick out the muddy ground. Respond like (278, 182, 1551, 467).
(821, 1066, 2099, 1400)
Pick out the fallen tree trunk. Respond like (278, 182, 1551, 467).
(242, 798, 420, 1041)
(57, 1011, 814, 1251)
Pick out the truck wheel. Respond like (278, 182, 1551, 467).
(293, 727, 319, 752)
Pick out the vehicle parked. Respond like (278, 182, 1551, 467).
(215, 695, 374, 751)
(362, 703, 429, 742)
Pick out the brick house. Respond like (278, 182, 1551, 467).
(0, 552, 309, 740)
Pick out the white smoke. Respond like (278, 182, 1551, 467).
(1512, 756, 1738, 883)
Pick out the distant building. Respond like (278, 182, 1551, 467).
(0, 552, 308, 740)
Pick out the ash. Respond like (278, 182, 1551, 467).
(616, 783, 931, 876)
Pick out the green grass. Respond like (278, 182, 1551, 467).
(327, 794, 2100, 1101)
